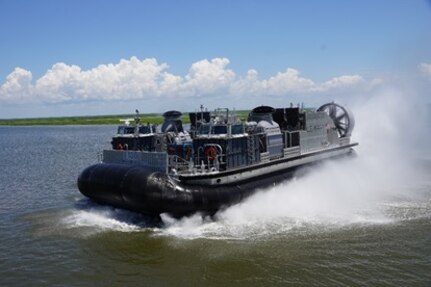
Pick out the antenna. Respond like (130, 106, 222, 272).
(134, 109, 141, 124)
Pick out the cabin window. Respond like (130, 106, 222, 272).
(138, 126, 151, 134)
(212, 125, 227, 134)
(118, 126, 135, 134)
(198, 124, 210, 135)
(231, 124, 244, 135)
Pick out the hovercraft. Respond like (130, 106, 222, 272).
(78, 103, 357, 217)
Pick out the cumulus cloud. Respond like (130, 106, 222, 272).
(0, 56, 380, 105)
(231, 68, 369, 97)
(318, 75, 365, 91)
(34, 57, 170, 102)
(419, 63, 431, 80)
(0, 67, 33, 101)
(183, 58, 235, 96)
(265, 68, 315, 95)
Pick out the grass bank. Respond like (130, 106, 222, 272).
(0, 111, 249, 126)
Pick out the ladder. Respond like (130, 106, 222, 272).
(247, 135, 256, 163)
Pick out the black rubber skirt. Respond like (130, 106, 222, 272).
(77, 163, 298, 217)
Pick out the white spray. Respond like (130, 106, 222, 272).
(159, 89, 431, 239)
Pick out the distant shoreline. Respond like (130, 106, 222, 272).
(0, 111, 249, 126)
(0, 113, 178, 126)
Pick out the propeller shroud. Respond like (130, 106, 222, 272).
(317, 102, 355, 137)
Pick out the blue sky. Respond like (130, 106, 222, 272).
(1, 0, 431, 118)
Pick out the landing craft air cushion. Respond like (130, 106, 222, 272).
(77, 102, 357, 217)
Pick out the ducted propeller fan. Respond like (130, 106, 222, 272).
(317, 102, 355, 137)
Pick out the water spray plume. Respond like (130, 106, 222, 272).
(159, 88, 430, 239)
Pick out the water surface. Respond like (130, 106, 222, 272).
(0, 125, 430, 286)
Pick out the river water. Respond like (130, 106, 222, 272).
(0, 105, 430, 286)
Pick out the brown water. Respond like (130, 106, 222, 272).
(0, 125, 430, 286)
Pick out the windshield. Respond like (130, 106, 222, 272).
(138, 126, 152, 134)
(212, 125, 227, 134)
(198, 124, 210, 134)
(231, 124, 244, 134)
(117, 126, 135, 134)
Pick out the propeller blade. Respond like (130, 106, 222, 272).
(330, 105, 337, 118)
(336, 113, 346, 122)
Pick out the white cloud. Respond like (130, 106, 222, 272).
(0, 56, 380, 106)
(183, 58, 235, 96)
(35, 63, 82, 102)
(265, 68, 315, 95)
(0, 67, 33, 102)
(231, 68, 369, 97)
(34, 57, 170, 102)
(317, 75, 365, 92)
(419, 63, 431, 80)
(230, 69, 263, 97)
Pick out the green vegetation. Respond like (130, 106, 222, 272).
(0, 110, 250, 126)
(0, 113, 170, 126)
